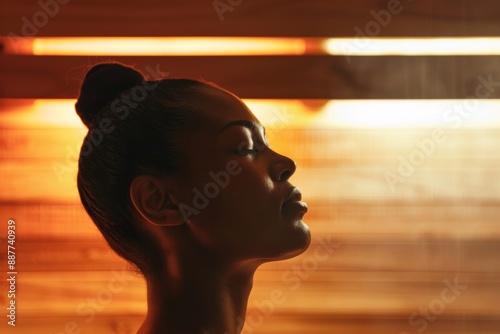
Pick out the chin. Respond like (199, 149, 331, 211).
(263, 221, 312, 262)
(285, 222, 312, 257)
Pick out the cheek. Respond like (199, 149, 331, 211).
(186, 163, 278, 244)
(223, 161, 275, 208)
(204, 166, 273, 219)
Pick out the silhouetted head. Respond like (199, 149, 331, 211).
(75, 62, 310, 277)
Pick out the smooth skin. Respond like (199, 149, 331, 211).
(131, 85, 310, 334)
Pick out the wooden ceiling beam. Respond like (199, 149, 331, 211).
(2, 55, 500, 99)
(1, 0, 500, 37)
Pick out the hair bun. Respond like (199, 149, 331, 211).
(75, 63, 145, 128)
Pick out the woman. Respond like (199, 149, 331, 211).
(75, 62, 311, 334)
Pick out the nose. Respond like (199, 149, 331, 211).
(270, 151, 297, 182)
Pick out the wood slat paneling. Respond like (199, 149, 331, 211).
(3, 201, 500, 240)
(1, 0, 500, 37)
(1, 238, 494, 325)
(2, 1, 500, 332)
(3, 145, 500, 202)
(4, 126, 500, 161)
(6, 316, 500, 334)
(1, 241, 497, 325)
(4, 160, 500, 202)
(1, 117, 499, 332)
(13, 272, 495, 316)
(5, 238, 499, 273)
(3, 55, 500, 99)
(4, 123, 500, 203)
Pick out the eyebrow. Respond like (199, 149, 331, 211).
(218, 120, 266, 135)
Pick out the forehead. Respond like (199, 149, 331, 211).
(194, 84, 260, 128)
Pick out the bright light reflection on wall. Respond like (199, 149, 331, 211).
(3, 99, 500, 128)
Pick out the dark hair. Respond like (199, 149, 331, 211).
(75, 62, 204, 274)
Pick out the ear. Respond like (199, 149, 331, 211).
(130, 175, 185, 227)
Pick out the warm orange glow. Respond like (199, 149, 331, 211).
(251, 99, 500, 128)
(3, 37, 307, 56)
(0, 100, 82, 128)
(4, 36, 500, 56)
(3, 99, 500, 129)
(1, 97, 498, 332)
(315, 99, 500, 128)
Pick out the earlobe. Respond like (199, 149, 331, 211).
(130, 175, 185, 227)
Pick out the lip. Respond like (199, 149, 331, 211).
(282, 187, 308, 215)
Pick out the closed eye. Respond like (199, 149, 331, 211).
(220, 120, 268, 156)
(237, 142, 258, 155)
(239, 148, 258, 155)
(238, 139, 269, 156)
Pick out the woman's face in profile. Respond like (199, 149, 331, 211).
(174, 85, 311, 263)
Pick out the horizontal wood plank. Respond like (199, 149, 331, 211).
(4, 124, 500, 202)
(5, 126, 500, 161)
(0, 238, 497, 331)
(4, 161, 500, 202)
(1, 0, 500, 37)
(2, 55, 500, 99)
(13, 273, 497, 317)
(3, 201, 500, 240)
(5, 316, 500, 334)
(3, 238, 498, 273)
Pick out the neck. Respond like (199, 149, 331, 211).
(137, 248, 259, 334)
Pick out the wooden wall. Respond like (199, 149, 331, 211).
(1, 1, 500, 333)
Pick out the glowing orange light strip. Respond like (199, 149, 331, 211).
(2, 37, 308, 56)
(3, 36, 500, 56)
